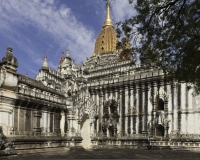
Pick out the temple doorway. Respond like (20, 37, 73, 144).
(80, 114, 91, 149)
(108, 126, 114, 137)
(156, 125, 164, 137)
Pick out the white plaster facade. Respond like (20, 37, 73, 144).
(0, 2, 200, 149)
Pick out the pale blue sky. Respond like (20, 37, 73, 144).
(0, 0, 136, 78)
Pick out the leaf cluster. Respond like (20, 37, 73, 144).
(117, 0, 200, 93)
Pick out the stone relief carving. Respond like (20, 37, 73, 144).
(159, 87, 169, 102)
(150, 87, 169, 104)
(127, 106, 136, 115)
(75, 91, 98, 119)
(102, 116, 117, 129)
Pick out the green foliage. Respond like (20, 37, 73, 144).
(117, 0, 200, 93)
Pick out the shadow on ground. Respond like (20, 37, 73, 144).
(1, 148, 200, 159)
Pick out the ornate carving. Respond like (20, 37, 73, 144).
(0, 65, 6, 87)
(102, 115, 117, 128)
(150, 87, 169, 104)
(75, 92, 98, 119)
(18, 75, 64, 97)
(159, 87, 169, 102)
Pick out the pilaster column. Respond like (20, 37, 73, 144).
(173, 82, 179, 132)
(98, 89, 104, 134)
(77, 118, 81, 136)
(104, 87, 108, 101)
(142, 82, 148, 135)
(91, 118, 96, 136)
(47, 112, 51, 132)
(151, 80, 157, 136)
(136, 83, 141, 134)
(181, 83, 186, 133)
(96, 89, 99, 133)
(60, 110, 65, 136)
(90, 89, 95, 103)
(67, 108, 73, 137)
(124, 84, 129, 134)
(164, 100, 169, 139)
(33, 111, 42, 134)
(130, 84, 134, 134)
(43, 111, 48, 133)
(115, 86, 118, 99)
(147, 82, 151, 133)
(115, 87, 119, 114)
(119, 87, 124, 134)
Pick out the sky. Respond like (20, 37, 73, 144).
(0, 0, 136, 78)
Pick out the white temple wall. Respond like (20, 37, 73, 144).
(197, 113, 200, 134)
(0, 111, 9, 135)
(187, 113, 195, 134)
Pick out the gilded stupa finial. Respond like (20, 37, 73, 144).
(103, 0, 113, 27)
(93, 0, 117, 56)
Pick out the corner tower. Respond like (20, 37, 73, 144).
(93, 1, 118, 56)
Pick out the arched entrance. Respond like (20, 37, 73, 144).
(80, 114, 91, 149)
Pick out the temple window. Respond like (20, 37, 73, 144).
(157, 99, 164, 110)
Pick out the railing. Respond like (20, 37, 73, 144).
(9, 131, 61, 137)
(17, 87, 65, 104)
(169, 133, 200, 141)
(91, 133, 148, 139)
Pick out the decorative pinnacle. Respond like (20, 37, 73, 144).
(66, 48, 70, 57)
(103, 0, 113, 27)
(43, 55, 48, 68)
(6, 46, 13, 55)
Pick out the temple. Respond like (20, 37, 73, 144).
(0, 1, 200, 150)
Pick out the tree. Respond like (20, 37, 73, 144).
(116, 0, 200, 94)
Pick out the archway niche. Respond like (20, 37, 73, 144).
(108, 125, 114, 137)
(157, 99, 164, 110)
(156, 124, 164, 137)
(80, 113, 91, 149)
(104, 99, 118, 115)
(102, 99, 119, 138)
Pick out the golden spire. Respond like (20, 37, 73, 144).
(104, 0, 113, 27)
(93, 0, 118, 56)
